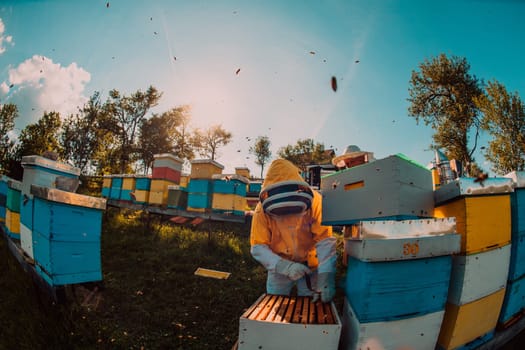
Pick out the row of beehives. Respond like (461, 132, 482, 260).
(0, 155, 106, 287)
(100, 155, 262, 216)
(237, 154, 525, 350)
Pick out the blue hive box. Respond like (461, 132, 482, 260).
(135, 175, 151, 191)
(188, 178, 213, 193)
(109, 176, 122, 200)
(30, 185, 106, 286)
(505, 171, 525, 281)
(0, 175, 7, 224)
(212, 174, 248, 196)
(499, 273, 525, 326)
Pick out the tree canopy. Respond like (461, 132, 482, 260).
(277, 138, 331, 173)
(249, 136, 272, 179)
(193, 124, 232, 160)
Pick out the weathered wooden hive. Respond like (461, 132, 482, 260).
(20, 155, 80, 259)
(31, 184, 106, 286)
(434, 177, 513, 349)
(167, 185, 188, 210)
(238, 294, 341, 350)
(339, 218, 460, 350)
(321, 154, 434, 225)
(499, 171, 525, 327)
(211, 174, 248, 216)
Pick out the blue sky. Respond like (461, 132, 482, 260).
(0, 0, 523, 176)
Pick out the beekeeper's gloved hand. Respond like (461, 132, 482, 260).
(275, 259, 311, 281)
(312, 272, 336, 303)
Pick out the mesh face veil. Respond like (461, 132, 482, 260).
(259, 180, 314, 216)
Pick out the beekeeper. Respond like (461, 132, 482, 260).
(250, 159, 336, 303)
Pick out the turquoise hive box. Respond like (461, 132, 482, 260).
(30, 184, 106, 286)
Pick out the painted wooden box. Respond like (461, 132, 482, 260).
(101, 175, 111, 198)
(188, 178, 213, 193)
(30, 185, 106, 286)
(152, 167, 181, 183)
(152, 153, 183, 171)
(499, 273, 525, 326)
(345, 254, 453, 322)
(6, 179, 21, 238)
(247, 181, 262, 196)
(109, 176, 122, 200)
(447, 244, 510, 306)
(187, 192, 212, 211)
(238, 294, 341, 350)
(20, 193, 34, 258)
(21, 155, 80, 194)
(212, 193, 247, 216)
(148, 179, 176, 206)
(190, 159, 224, 179)
(134, 175, 151, 191)
(235, 167, 250, 179)
(437, 288, 506, 350)
(212, 174, 249, 196)
(434, 180, 512, 254)
(339, 297, 445, 350)
(132, 190, 149, 204)
(321, 154, 434, 225)
(505, 171, 525, 280)
(0, 175, 7, 224)
(167, 185, 188, 209)
(119, 175, 136, 201)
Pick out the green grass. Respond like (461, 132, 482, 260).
(1, 209, 346, 349)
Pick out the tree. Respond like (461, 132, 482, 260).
(277, 138, 331, 173)
(60, 92, 105, 174)
(15, 111, 62, 158)
(249, 136, 272, 179)
(193, 124, 232, 160)
(0, 103, 18, 174)
(474, 80, 525, 174)
(408, 53, 484, 175)
(138, 106, 192, 173)
(103, 86, 162, 173)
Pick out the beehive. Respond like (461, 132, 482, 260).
(339, 297, 445, 350)
(447, 244, 510, 306)
(235, 167, 250, 179)
(434, 177, 513, 254)
(0, 175, 8, 224)
(505, 171, 525, 280)
(212, 174, 248, 196)
(238, 294, 341, 350)
(120, 175, 136, 201)
(167, 185, 188, 209)
(344, 219, 460, 322)
(321, 154, 434, 225)
(21, 155, 80, 194)
(31, 185, 106, 286)
(109, 175, 122, 200)
(6, 179, 21, 239)
(101, 175, 111, 198)
(148, 179, 176, 206)
(211, 193, 247, 216)
(133, 175, 151, 204)
(499, 273, 525, 326)
(247, 181, 262, 196)
(190, 159, 224, 179)
(437, 288, 506, 350)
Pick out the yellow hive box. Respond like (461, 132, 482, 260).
(133, 190, 149, 203)
(6, 209, 20, 235)
(180, 175, 189, 188)
(212, 193, 247, 211)
(122, 175, 136, 190)
(102, 176, 112, 188)
(190, 159, 224, 179)
(148, 191, 168, 206)
(437, 288, 505, 350)
(235, 167, 250, 179)
(150, 179, 175, 192)
(434, 195, 511, 254)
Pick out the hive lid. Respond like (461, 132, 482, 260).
(504, 171, 525, 188)
(153, 153, 183, 163)
(7, 178, 22, 190)
(21, 155, 80, 176)
(211, 173, 249, 184)
(190, 158, 224, 169)
(31, 184, 106, 210)
(434, 176, 514, 205)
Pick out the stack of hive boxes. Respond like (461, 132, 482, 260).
(0, 175, 7, 226)
(211, 174, 248, 216)
(20, 155, 80, 259)
(246, 181, 262, 210)
(499, 171, 525, 327)
(187, 159, 224, 213)
(434, 177, 514, 349)
(5, 178, 21, 239)
(133, 175, 151, 204)
(120, 175, 136, 202)
(149, 153, 183, 206)
(322, 154, 459, 350)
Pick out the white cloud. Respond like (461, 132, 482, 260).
(0, 18, 14, 54)
(1, 55, 91, 129)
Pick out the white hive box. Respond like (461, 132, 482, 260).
(321, 154, 434, 225)
(238, 294, 341, 350)
(339, 297, 445, 350)
(434, 177, 514, 205)
(447, 244, 511, 305)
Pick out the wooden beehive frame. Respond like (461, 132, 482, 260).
(242, 294, 336, 325)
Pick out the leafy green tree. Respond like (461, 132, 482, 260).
(277, 138, 330, 173)
(193, 124, 232, 160)
(408, 53, 484, 175)
(138, 106, 193, 173)
(0, 103, 18, 174)
(103, 86, 162, 173)
(474, 80, 525, 174)
(249, 136, 272, 179)
(60, 92, 105, 174)
(15, 111, 62, 158)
